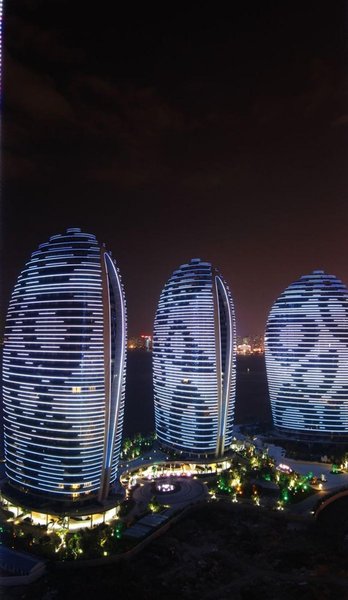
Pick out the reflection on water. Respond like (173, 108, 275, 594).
(124, 352, 271, 437)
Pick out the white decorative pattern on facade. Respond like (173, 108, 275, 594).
(2, 228, 127, 500)
(265, 270, 348, 437)
(153, 259, 236, 455)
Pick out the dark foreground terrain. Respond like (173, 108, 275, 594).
(3, 501, 348, 600)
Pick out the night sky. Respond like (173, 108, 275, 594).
(2, 1, 348, 336)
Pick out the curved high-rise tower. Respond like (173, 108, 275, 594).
(153, 258, 236, 456)
(2, 228, 127, 503)
(265, 270, 348, 438)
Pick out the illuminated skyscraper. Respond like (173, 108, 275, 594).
(2, 228, 127, 502)
(265, 270, 348, 438)
(153, 259, 236, 456)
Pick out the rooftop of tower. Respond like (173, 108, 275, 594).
(294, 270, 346, 284)
(177, 258, 212, 270)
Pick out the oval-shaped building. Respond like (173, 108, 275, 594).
(153, 258, 236, 456)
(265, 270, 348, 439)
(2, 228, 127, 502)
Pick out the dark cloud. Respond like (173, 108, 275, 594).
(6, 14, 85, 66)
(5, 53, 73, 120)
(2, 1, 348, 335)
(5, 4, 346, 191)
(333, 114, 348, 126)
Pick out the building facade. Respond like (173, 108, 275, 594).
(2, 228, 127, 502)
(265, 270, 348, 438)
(153, 259, 236, 456)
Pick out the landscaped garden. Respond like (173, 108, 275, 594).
(0, 435, 323, 564)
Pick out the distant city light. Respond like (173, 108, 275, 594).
(236, 335, 264, 355)
(128, 334, 152, 351)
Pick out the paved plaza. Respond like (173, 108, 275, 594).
(133, 476, 209, 510)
